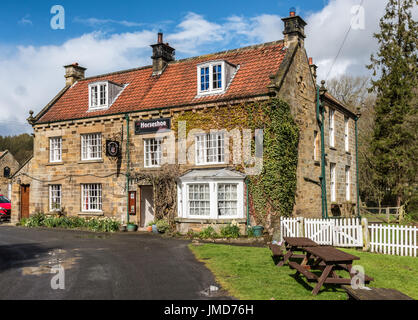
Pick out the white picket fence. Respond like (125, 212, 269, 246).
(369, 224, 417, 257)
(279, 217, 418, 257)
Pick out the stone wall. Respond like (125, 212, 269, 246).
(0, 151, 20, 197)
(277, 44, 322, 218)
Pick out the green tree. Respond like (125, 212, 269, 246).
(367, 0, 418, 208)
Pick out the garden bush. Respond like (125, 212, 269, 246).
(21, 213, 120, 232)
(220, 223, 241, 239)
(199, 226, 219, 239)
(155, 219, 170, 233)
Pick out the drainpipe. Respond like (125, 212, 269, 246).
(125, 113, 130, 225)
(245, 178, 251, 231)
(316, 85, 328, 219)
(355, 108, 361, 218)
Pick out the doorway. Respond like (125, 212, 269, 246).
(140, 186, 154, 227)
(20, 184, 30, 219)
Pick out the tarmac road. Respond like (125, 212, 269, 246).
(0, 225, 229, 300)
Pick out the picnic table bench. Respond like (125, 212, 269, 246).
(289, 246, 374, 295)
(343, 286, 414, 300)
(269, 237, 320, 267)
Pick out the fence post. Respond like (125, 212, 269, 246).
(297, 217, 304, 237)
(362, 217, 370, 252)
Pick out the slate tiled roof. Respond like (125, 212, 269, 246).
(36, 40, 287, 124)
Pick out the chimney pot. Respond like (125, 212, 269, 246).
(289, 7, 296, 17)
(64, 63, 86, 86)
(309, 57, 313, 65)
(151, 32, 175, 76)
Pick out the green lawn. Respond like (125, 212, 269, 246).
(189, 243, 418, 300)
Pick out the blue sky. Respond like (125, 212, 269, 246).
(2, 0, 326, 46)
(0, 0, 409, 136)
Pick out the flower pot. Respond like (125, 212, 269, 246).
(119, 225, 127, 232)
(127, 224, 138, 232)
(152, 224, 158, 233)
(146, 226, 153, 232)
(252, 226, 264, 237)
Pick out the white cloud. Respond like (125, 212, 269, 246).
(18, 15, 33, 26)
(73, 17, 143, 28)
(1, 3, 416, 135)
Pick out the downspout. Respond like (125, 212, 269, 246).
(125, 113, 130, 225)
(316, 85, 328, 219)
(355, 112, 361, 218)
(245, 178, 251, 231)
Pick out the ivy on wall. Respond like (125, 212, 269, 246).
(170, 98, 299, 227)
(245, 99, 299, 225)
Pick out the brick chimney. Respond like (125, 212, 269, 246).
(151, 32, 175, 76)
(64, 63, 86, 86)
(282, 8, 307, 47)
(309, 57, 318, 84)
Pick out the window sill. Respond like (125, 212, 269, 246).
(47, 162, 64, 166)
(78, 211, 104, 216)
(78, 159, 104, 164)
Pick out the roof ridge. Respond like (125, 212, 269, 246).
(171, 40, 285, 64)
(80, 39, 285, 82)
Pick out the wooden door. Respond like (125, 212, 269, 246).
(129, 191, 136, 215)
(20, 185, 30, 219)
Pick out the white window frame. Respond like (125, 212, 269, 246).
(81, 133, 102, 161)
(345, 166, 351, 201)
(49, 137, 62, 163)
(344, 116, 349, 152)
(186, 183, 211, 218)
(197, 61, 226, 95)
(144, 138, 162, 168)
(178, 180, 244, 220)
(89, 81, 109, 110)
(329, 109, 335, 148)
(195, 132, 225, 165)
(330, 163, 336, 202)
(49, 185, 62, 211)
(81, 184, 102, 212)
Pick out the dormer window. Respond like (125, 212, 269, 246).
(197, 61, 237, 96)
(88, 81, 125, 111)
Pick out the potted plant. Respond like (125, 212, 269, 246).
(127, 223, 138, 232)
(146, 221, 154, 232)
(155, 219, 170, 234)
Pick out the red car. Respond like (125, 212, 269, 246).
(0, 195, 11, 221)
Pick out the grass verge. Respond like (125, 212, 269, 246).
(189, 243, 418, 300)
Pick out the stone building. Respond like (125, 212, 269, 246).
(0, 150, 19, 198)
(10, 11, 360, 232)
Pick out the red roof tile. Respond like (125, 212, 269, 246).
(37, 41, 286, 124)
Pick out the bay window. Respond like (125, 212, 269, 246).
(178, 169, 245, 220)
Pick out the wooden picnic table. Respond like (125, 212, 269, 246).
(289, 246, 374, 295)
(274, 237, 319, 267)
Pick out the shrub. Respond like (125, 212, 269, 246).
(220, 223, 241, 239)
(246, 227, 255, 238)
(21, 213, 120, 232)
(199, 226, 218, 239)
(155, 219, 170, 233)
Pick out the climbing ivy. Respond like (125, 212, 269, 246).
(171, 98, 299, 226)
(245, 99, 299, 224)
